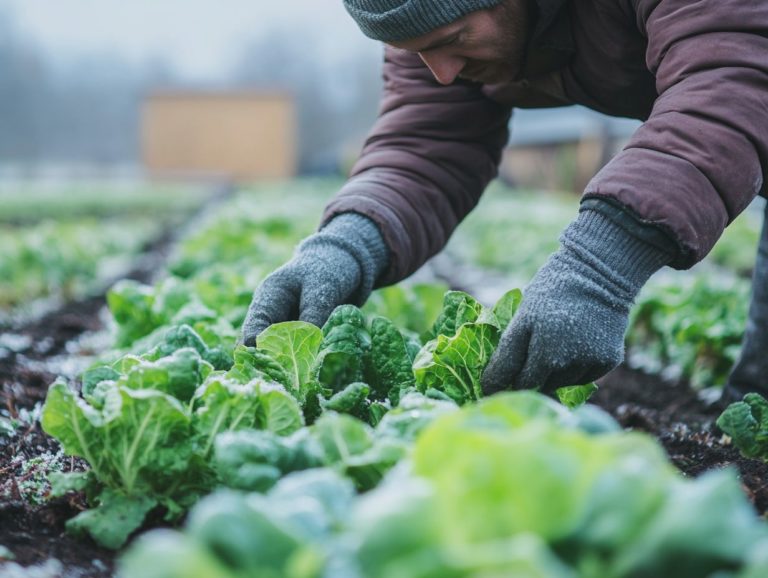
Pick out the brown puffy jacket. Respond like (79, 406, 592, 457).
(322, 0, 768, 284)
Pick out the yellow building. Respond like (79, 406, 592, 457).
(142, 90, 296, 182)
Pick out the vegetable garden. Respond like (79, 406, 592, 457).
(2, 179, 768, 578)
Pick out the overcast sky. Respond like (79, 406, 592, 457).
(4, 0, 377, 81)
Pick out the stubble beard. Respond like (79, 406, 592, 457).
(458, 0, 529, 84)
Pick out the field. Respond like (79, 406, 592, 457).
(2, 179, 767, 578)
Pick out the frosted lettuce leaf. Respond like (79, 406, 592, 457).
(228, 344, 292, 388)
(42, 380, 195, 547)
(193, 377, 303, 457)
(66, 489, 157, 550)
(256, 321, 323, 397)
(413, 321, 499, 405)
(42, 380, 193, 496)
(366, 316, 415, 403)
(717, 393, 768, 460)
(142, 324, 232, 371)
(428, 290, 484, 339)
(107, 279, 158, 347)
(555, 383, 598, 410)
(314, 305, 371, 391)
(492, 288, 523, 330)
(124, 347, 211, 402)
(213, 429, 322, 492)
(320, 382, 371, 421)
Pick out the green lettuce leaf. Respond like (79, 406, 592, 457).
(256, 321, 323, 397)
(42, 379, 193, 496)
(118, 529, 235, 578)
(717, 393, 768, 460)
(492, 288, 523, 330)
(193, 377, 302, 457)
(428, 290, 484, 339)
(66, 489, 157, 549)
(107, 280, 158, 347)
(228, 345, 292, 388)
(366, 316, 415, 404)
(213, 429, 322, 492)
(555, 383, 599, 410)
(142, 324, 232, 371)
(413, 321, 499, 405)
(314, 305, 371, 391)
(124, 347, 211, 402)
(320, 382, 371, 421)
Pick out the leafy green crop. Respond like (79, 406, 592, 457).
(44, 282, 600, 550)
(627, 273, 750, 388)
(717, 393, 768, 461)
(120, 392, 767, 578)
(42, 345, 302, 549)
(0, 217, 159, 312)
(413, 289, 521, 405)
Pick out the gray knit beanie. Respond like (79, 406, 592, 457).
(343, 0, 504, 42)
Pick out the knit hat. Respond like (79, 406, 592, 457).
(343, 0, 504, 42)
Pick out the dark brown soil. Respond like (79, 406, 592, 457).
(596, 365, 768, 516)
(0, 422, 114, 577)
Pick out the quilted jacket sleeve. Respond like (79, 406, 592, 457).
(321, 46, 512, 285)
(584, 0, 768, 268)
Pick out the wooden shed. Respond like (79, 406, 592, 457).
(142, 90, 296, 181)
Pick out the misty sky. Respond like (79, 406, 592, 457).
(5, 0, 378, 81)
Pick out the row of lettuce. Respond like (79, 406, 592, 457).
(0, 183, 211, 317)
(1, 178, 757, 391)
(0, 217, 160, 313)
(43, 284, 768, 576)
(30, 182, 768, 577)
(108, 182, 760, 393)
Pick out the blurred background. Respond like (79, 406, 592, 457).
(0, 0, 641, 190)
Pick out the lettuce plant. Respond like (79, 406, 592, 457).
(41, 347, 302, 549)
(627, 274, 749, 388)
(717, 393, 768, 461)
(44, 285, 601, 550)
(119, 392, 768, 578)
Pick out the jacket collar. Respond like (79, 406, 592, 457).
(531, 0, 568, 39)
(522, 0, 573, 78)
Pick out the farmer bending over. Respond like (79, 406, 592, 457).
(243, 0, 768, 400)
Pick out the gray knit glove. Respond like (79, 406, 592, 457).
(241, 212, 390, 346)
(726, 202, 768, 399)
(482, 207, 674, 394)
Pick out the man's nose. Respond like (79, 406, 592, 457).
(419, 52, 466, 85)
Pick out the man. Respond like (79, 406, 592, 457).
(243, 0, 768, 399)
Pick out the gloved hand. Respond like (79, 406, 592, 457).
(726, 201, 768, 399)
(482, 206, 673, 394)
(241, 212, 389, 346)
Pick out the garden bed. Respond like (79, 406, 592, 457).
(2, 182, 765, 577)
(4, 351, 767, 577)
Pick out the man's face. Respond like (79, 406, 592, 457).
(388, 0, 530, 85)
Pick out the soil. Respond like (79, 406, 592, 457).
(595, 366, 768, 515)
